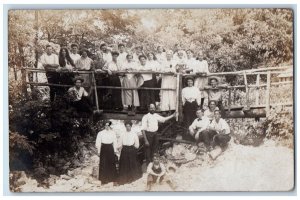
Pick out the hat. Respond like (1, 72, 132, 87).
(124, 120, 133, 126)
(185, 75, 194, 82)
(73, 76, 84, 83)
(208, 76, 220, 84)
(105, 120, 112, 126)
(138, 54, 147, 60)
(111, 51, 119, 56)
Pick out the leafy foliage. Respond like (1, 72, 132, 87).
(264, 107, 294, 148)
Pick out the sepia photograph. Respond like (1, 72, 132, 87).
(8, 8, 294, 192)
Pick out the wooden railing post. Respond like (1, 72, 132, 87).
(21, 68, 28, 98)
(266, 71, 271, 116)
(176, 73, 183, 122)
(243, 71, 250, 109)
(255, 74, 260, 106)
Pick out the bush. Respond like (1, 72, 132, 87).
(264, 106, 294, 148)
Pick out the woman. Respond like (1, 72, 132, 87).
(182, 77, 202, 127)
(175, 50, 187, 73)
(122, 54, 140, 110)
(103, 51, 123, 110)
(137, 55, 157, 111)
(118, 120, 142, 185)
(95, 121, 118, 185)
(193, 52, 210, 106)
(58, 47, 75, 95)
(75, 49, 93, 88)
(147, 52, 161, 104)
(159, 50, 177, 112)
(91, 53, 107, 109)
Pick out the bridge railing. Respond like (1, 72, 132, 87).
(21, 66, 293, 119)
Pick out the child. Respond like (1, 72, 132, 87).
(146, 154, 176, 191)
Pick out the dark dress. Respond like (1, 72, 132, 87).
(138, 77, 156, 111)
(99, 143, 118, 184)
(107, 74, 123, 110)
(118, 145, 142, 185)
(183, 101, 198, 127)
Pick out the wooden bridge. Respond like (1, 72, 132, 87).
(21, 66, 293, 122)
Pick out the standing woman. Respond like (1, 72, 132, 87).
(103, 51, 123, 110)
(193, 52, 210, 107)
(159, 50, 177, 113)
(182, 77, 202, 127)
(75, 49, 93, 88)
(122, 54, 140, 111)
(147, 52, 161, 105)
(95, 121, 118, 185)
(58, 47, 75, 94)
(118, 120, 142, 185)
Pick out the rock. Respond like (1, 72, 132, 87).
(72, 168, 82, 176)
(208, 146, 222, 160)
(60, 175, 72, 180)
(92, 166, 99, 179)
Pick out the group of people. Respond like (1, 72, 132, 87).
(94, 101, 231, 189)
(38, 42, 227, 127)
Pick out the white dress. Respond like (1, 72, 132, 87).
(193, 60, 209, 96)
(159, 59, 177, 111)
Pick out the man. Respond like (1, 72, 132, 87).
(69, 44, 81, 63)
(39, 44, 60, 102)
(117, 43, 128, 65)
(189, 109, 210, 144)
(67, 77, 94, 115)
(142, 104, 176, 164)
(208, 110, 231, 148)
(100, 43, 112, 63)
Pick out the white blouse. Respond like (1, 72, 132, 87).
(95, 129, 118, 154)
(193, 60, 209, 74)
(75, 57, 92, 70)
(208, 118, 231, 134)
(120, 130, 139, 149)
(139, 63, 156, 81)
(182, 86, 202, 105)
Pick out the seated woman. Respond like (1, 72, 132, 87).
(103, 51, 123, 110)
(182, 77, 202, 127)
(204, 100, 219, 122)
(121, 54, 140, 111)
(118, 120, 142, 185)
(67, 77, 93, 115)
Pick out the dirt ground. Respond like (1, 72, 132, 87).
(17, 139, 294, 192)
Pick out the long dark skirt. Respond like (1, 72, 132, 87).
(183, 101, 199, 127)
(60, 72, 74, 95)
(99, 143, 118, 184)
(118, 145, 142, 185)
(138, 79, 156, 110)
(107, 75, 123, 110)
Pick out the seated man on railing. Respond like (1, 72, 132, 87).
(67, 76, 94, 115)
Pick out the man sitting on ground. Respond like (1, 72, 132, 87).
(189, 109, 210, 145)
(208, 110, 231, 149)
